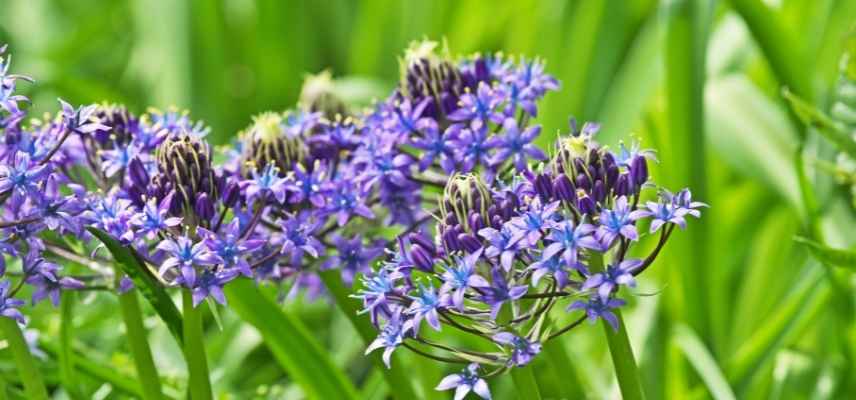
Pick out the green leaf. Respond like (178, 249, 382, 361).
(510, 365, 542, 400)
(225, 279, 359, 400)
(782, 88, 856, 160)
(673, 324, 736, 400)
(86, 227, 184, 345)
(794, 237, 856, 269)
(0, 318, 49, 400)
(59, 292, 84, 400)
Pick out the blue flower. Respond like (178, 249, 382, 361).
(479, 267, 527, 319)
(568, 296, 626, 331)
(365, 310, 407, 368)
(190, 268, 238, 306)
(99, 145, 139, 178)
(489, 118, 546, 171)
(439, 249, 489, 311)
(596, 196, 644, 248)
(156, 235, 222, 287)
(478, 225, 520, 271)
(353, 268, 403, 325)
(542, 219, 599, 267)
(0, 280, 26, 325)
(435, 363, 491, 400)
(285, 161, 328, 207)
(448, 82, 506, 126)
(410, 120, 458, 173)
(130, 194, 182, 240)
(492, 332, 541, 367)
(277, 216, 324, 265)
(322, 180, 375, 226)
(198, 220, 265, 277)
(59, 99, 109, 135)
(0, 152, 51, 198)
(27, 274, 84, 307)
(406, 282, 442, 332)
(450, 124, 497, 173)
(384, 98, 429, 135)
(508, 200, 559, 246)
(529, 254, 572, 288)
(324, 235, 384, 285)
(284, 110, 321, 137)
(243, 163, 288, 205)
(582, 259, 642, 300)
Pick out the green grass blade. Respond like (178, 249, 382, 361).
(510, 365, 542, 400)
(0, 318, 49, 400)
(673, 324, 736, 400)
(794, 237, 856, 269)
(182, 290, 213, 400)
(87, 227, 184, 345)
(59, 292, 84, 400)
(224, 279, 359, 400)
(782, 88, 856, 159)
(318, 269, 421, 400)
(117, 288, 165, 400)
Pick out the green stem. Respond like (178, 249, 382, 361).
(590, 254, 646, 400)
(510, 365, 542, 400)
(182, 290, 213, 400)
(59, 292, 84, 400)
(118, 288, 165, 400)
(0, 317, 49, 400)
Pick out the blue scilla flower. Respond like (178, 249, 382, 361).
(410, 119, 458, 173)
(324, 235, 384, 285)
(83, 195, 135, 243)
(190, 268, 238, 306)
(435, 363, 491, 400)
(130, 194, 182, 240)
(489, 118, 546, 172)
(596, 196, 645, 248)
(322, 180, 375, 226)
(384, 98, 429, 135)
(277, 216, 324, 265)
(156, 235, 222, 288)
(0, 280, 26, 325)
(529, 254, 572, 288)
(492, 332, 541, 367)
(582, 259, 642, 300)
(542, 219, 599, 267)
(59, 99, 109, 135)
(0, 152, 51, 198)
(354, 267, 403, 325)
(479, 267, 527, 319)
(99, 145, 139, 178)
(508, 200, 559, 246)
(365, 309, 408, 368)
(243, 163, 288, 205)
(198, 219, 265, 278)
(478, 224, 520, 271)
(448, 81, 507, 126)
(449, 123, 497, 173)
(284, 109, 322, 137)
(285, 161, 328, 207)
(439, 249, 490, 311)
(406, 282, 442, 332)
(569, 295, 627, 331)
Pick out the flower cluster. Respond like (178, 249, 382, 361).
(355, 119, 705, 395)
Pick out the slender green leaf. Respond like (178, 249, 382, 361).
(59, 292, 84, 400)
(782, 88, 856, 159)
(225, 279, 359, 400)
(117, 288, 165, 400)
(182, 290, 213, 400)
(510, 365, 542, 400)
(673, 325, 736, 400)
(795, 237, 856, 269)
(87, 227, 184, 344)
(0, 317, 49, 400)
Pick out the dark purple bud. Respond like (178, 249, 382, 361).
(469, 212, 484, 233)
(534, 173, 553, 201)
(442, 225, 462, 252)
(409, 232, 436, 255)
(410, 244, 435, 272)
(194, 193, 215, 221)
(576, 173, 591, 191)
(615, 174, 630, 197)
(606, 163, 619, 188)
(588, 148, 600, 165)
(128, 157, 149, 188)
(631, 156, 648, 187)
(491, 214, 503, 229)
(553, 174, 576, 203)
(222, 181, 241, 208)
(573, 158, 587, 175)
(458, 233, 482, 253)
(592, 180, 605, 203)
(578, 195, 596, 215)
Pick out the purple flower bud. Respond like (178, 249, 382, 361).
(631, 155, 648, 188)
(576, 173, 591, 191)
(411, 244, 435, 272)
(128, 157, 149, 188)
(194, 193, 215, 221)
(222, 181, 241, 208)
(592, 180, 605, 203)
(409, 232, 436, 256)
(573, 158, 587, 175)
(615, 174, 630, 197)
(469, 212, 484, 233)
(534, 173, 553, 201)
(458, 233, 482, 253)
(553, 174, 576, 203)
(442, 225, 463, 252)
(578, 195, 596, 215)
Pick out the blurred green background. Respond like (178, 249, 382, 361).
(2, 0, 856, 399)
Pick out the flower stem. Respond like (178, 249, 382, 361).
(510, 365, 542, 400)
(118, 287, 165, 400)
(182, 290, 213, 400)
(59, 292, 84, 400)
(590, 253, 646, 400)
(0, 317, 49, 400)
